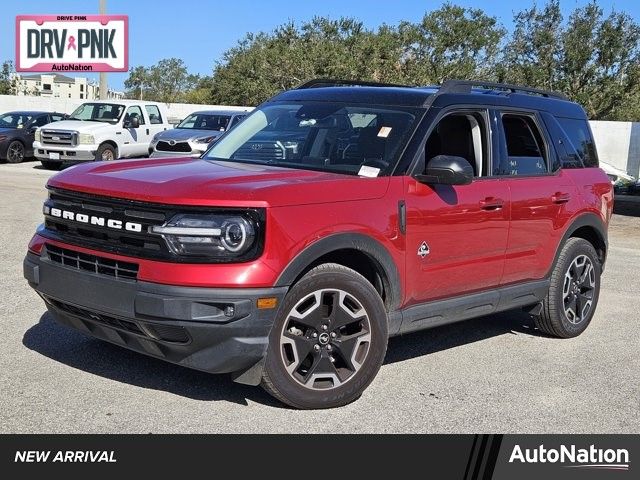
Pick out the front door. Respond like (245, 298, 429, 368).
(404, 109, 510, 306)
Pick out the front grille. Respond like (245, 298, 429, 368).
(41, 187, 265, 263)
(43, 188, 170, 260)
(42, 129, 76, 146)
(156, 140, 191, 153)
(46, 297, 190, 344)
(46, 244, 139, 280)
(233, 142, 285, 161)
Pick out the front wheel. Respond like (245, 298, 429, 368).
(261, 263, 388, 409)
(96, 144, 117, 161)
(6, 140, 25, 163)
(534, 238, 601, 338)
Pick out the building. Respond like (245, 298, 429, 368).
(15, 74, 124, 100)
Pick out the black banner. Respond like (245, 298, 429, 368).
(0, 435, 636, 478)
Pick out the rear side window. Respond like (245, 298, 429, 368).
(498, 114, 547, 176)
(145, 105, 163, 124)
(557, 118, 598, 167)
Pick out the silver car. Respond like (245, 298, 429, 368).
(149, 110, 248, 158)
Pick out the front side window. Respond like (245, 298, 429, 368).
(68, 103, 125, 124)
(497, 114, 548, 176)
(124, 106, 145, 125)
(203, 102, 419, 177)
(424, 111, 488, 177)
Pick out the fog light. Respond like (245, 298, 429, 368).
(223, 305, 235, 317)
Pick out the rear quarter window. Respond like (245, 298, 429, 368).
(557, 117, 599, 168)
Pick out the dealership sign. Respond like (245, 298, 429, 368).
(15, 15, 128, 72)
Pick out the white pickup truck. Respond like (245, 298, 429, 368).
(34, 100, 172, 169)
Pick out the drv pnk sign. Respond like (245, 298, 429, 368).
(15, 15, 128, 72)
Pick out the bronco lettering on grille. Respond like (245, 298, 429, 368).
(45, 206, 143, 233)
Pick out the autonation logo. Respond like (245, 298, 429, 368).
(509, 444, 630, 471)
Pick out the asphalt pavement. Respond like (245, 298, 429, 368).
(0, 160, 638, 433)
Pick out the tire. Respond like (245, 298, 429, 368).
(534, 238, 601, 338)
(95, 144, 116, 161)
(40, 160, 60, 170)
(6, 140, 25, 163)
(261, 263, 388, 409)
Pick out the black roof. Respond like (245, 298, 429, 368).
(1, 111, 53, 116)
(269, 79, 586, 118)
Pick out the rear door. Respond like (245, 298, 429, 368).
(404, 107, 510, 305)
(494, 110, 580, 284)
(144, 104, 168, 140)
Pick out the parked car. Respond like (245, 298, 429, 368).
(0, 111, 65, 163)
(599, 161, 637, 194)
(149, 110, 248, 158)
(33, 100, 172, 169)
(24, 79, 613, 409)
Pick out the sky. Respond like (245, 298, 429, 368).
(2, 0, 639, 92)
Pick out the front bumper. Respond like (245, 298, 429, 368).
(23, 251, 287, 381)
(33, 141, 96, 162)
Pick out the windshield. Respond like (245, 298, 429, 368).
(177, 113, 231, 131)
(203, 102, 419, 176)
(68, 103, 125, 124)
(0, 113, 33, 129)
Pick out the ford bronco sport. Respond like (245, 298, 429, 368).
(24, 79, 613, 409)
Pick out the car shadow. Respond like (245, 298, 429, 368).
(22, 312, 282, 408)
(384, 309, 546, 365)
(23, 309, 546, 406)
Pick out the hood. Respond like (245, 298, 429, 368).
(47, 158, 389, 208)
(155, 128, 222, 142)
(40, 120, 113, 133)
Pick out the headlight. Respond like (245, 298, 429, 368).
(151, 134, 160, 144)
(150, 212, 262, 259)
(78, 133, 95, 144)
(34, 130, 41, 142)
(194, 136, 215, 144)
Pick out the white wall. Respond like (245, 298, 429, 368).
(589, 121, 640, 178)
(0, 94, 253, 124)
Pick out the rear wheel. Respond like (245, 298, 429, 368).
(534, 238, 601, 338)
(261, 263, 388, 409)
(6, 140, 25, 163)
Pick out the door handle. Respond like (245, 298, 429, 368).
(552, 192, 571, 204)
(479, 197, 504, 210)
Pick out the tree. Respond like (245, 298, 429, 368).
(124, 66, 148, 100)
(398, 3, 506, 84)
(503, 1, 640, 120)
(0, 61, 14, 95)
(124, 58, 201, 103)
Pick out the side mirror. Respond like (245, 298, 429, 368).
(125, 116, 140, 129)
(29, 126, 38, 134)
(415, 155, 474, 186)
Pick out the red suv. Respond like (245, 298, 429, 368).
(24, 80, 613, 409)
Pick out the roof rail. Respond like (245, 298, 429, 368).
(297, 78, 411, 89)
(439, 80, 568, 100)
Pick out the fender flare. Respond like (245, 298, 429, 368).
(550, 212, 608, 275)
(274, 233, 402, 311)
